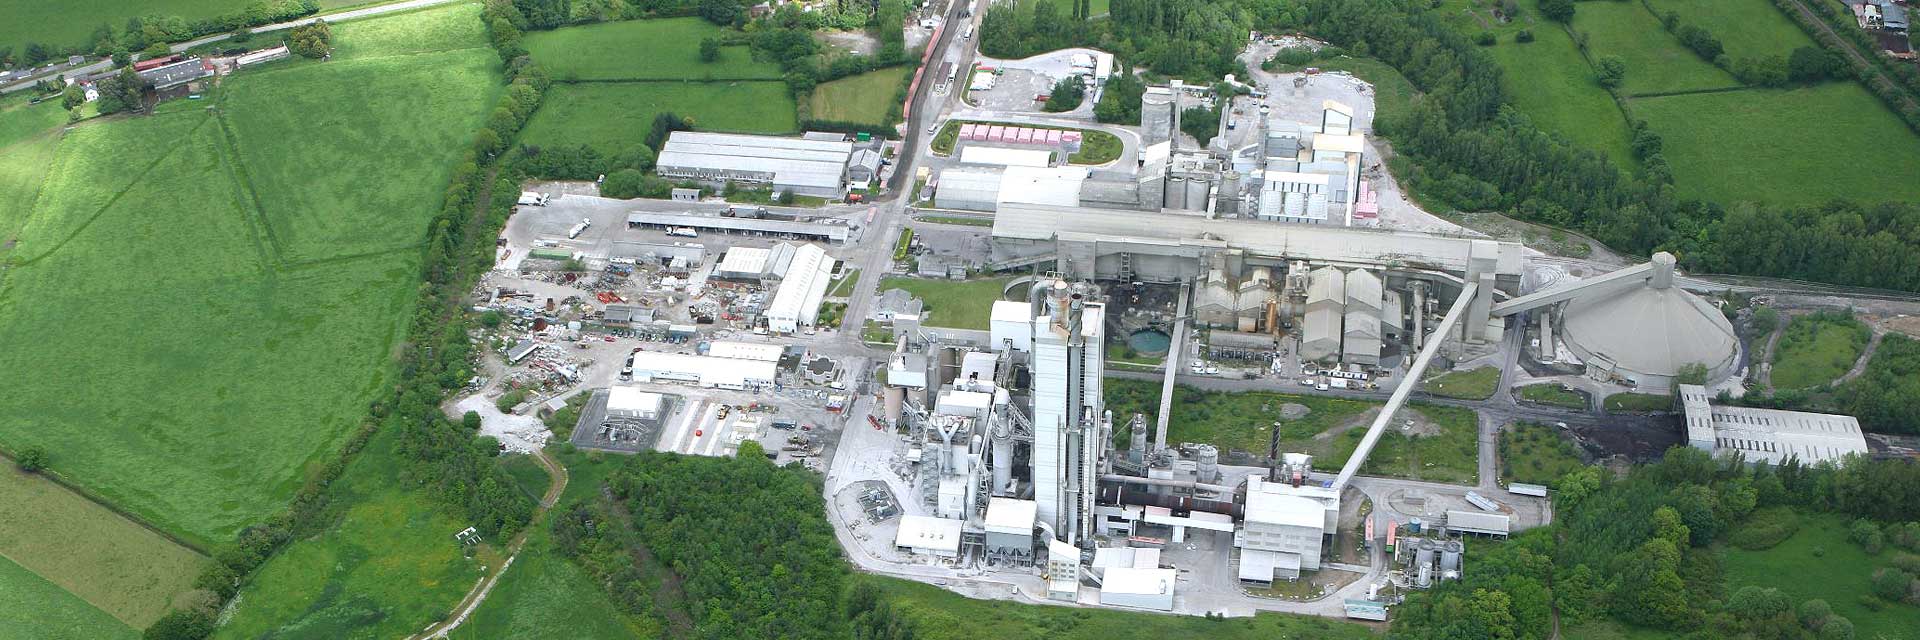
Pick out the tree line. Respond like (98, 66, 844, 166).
(1, 0, 316, 69)
(142, 6, 550, 638)
(1293, 0, 1920, 294)
(1391, 446, 1920, 639)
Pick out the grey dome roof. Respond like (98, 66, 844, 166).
(1561, 279, 1739, 382)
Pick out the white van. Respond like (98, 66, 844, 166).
(963, 24, 974, 39)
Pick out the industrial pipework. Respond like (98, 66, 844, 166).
(1332, 281, 1479, 490)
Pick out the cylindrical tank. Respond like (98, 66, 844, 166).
(1218, 171, 1241, 215)
(1165, 177, 1187, 209)
(1416, 560, 1433, 588)
(1409, 517, 1423, 534)
(883, 387, 904, 423)
(1184, 176, 1208, 210)
(991, 425, 1013, 493)
(1195, 444, 1219, 483)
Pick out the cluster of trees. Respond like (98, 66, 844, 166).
(1093, 70, 1146, 124)
(2, 1, 316, 68)
(1180, 104, 1220, 145)
(145, 9, 551, 640)
(507, 0, 703, 30)
(94, 67, 146, 115)
(1642, 6, 1843, 90)
(981, 0, 1269, 80)
(286, 20, 331, 59)
(1833, 334, 1920, 435)
(1043, 76, 1085, 112)
(1393, 447, 1920, 639)
(556, 444, 852, 637)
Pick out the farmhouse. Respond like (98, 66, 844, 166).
(655, 131, 854, 198)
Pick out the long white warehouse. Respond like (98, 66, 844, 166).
(629, 352, 777, 389)
(655, 132, 853, 198)
(765, 243, 836, 334)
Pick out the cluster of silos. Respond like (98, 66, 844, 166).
(1406, 537, 1463, 588)
(1140, 84, 1179, 149)
(1161, 174, 1216, 211)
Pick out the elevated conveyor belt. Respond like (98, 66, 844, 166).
(1333, 281, 1478, 490)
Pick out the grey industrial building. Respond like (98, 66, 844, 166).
(1678, 384, 1870, 465)
(655, 132, 853, 198)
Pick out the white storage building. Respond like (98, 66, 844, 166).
(764, 243, 836, 333)
(605, 387, 665, 420)
(1098, 567, 1177, 610)
(984, 497, 1038, 553)
(894, 515, 963, 558)
(629, 352, 777, 389)
(1236, 476, 1326, 583)
(959, 146, 1052, 168)
(655, 132, 853, 198)
(1301, 266, 1345, 362)
(714, 247, 773, 281)
(935, 167, 1003, 211)
(1678, 384, 1869, 466)
(706, 341, 785, 362)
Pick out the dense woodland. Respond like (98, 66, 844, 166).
(1392, 448, 1920, 639)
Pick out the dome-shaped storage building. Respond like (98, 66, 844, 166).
(1557, 253, 1738, 390)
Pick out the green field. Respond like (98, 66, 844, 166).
(0, 469, 208, 629)
(1647, 0, 1817, 60)
(0, 99, 65, 151)
(325, 0, 491, 60)
(1604, 392, 1672, 412)
(1632, 83, 1920, 205)
(1487, 27, 1636, 166)
(523, 17, 781, 81)
(1331, 404, 1480, 485)
(810, 65, 912, 127)
(0, 2, 498, 545)
(1575, 1, 1739, 95)
(1770, 312, 1871, 390)
(1424, 366, 1499, 400)
(0, 554, 136, 640)
(0, 0, 367, 62)
(453, 450, 657, 640)
(1720, 512, 1920, 640)
(1499, 421, 1587, 486)
(521, 81, 797, 155)
(866, 575, 1379, 639)
(212, 428, 489, 640)
(1517, 382, 1589, 409)
(0, 102, 66, 244)
(875, 276, 1012, 330)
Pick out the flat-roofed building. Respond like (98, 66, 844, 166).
(1099, 567, 1177, 610)
(706, 341, 784, 362)
(1236, 476, 1326, 583)
(605, 387, 665, 421)
(894, 515, 963, 558)
(1677, 384, 1870, 465)
(959, 146, 1052, 168)
(764, 243, 835, 333)
(629, 352, 777, 389)
(656, 132, 852, 198)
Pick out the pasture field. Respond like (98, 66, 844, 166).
(0, 469, 208, 629)
(809, 65, 913, 126)
(1720, 512, 1920, 640)
(1499, 421, 1588, 486)
(1424, 366, 1499, 400)
(1770, 312, 1870, 390)
(0, 554, 136, 640)
(523, 18, 781, 81)
(0, 0, 368, 60)
(520, 81, 797, 155)
(0, 102, 65, 243)
(1575, 1, 1739, 95)
(875, 276, 1014, 330)
(1632, 83, 1920, 205)
(213, 428, 489, 640)
(1485, 27, 1636, 166)
(0, 5, 498, 544)
(326, 1, 490, 60)
(454, 450, 658, 640)
(0, 98, 65, 150)
(866, 575, 1380, 639)
(1646, 0, 1816, 60)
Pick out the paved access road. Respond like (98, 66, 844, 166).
(1, 0, 460, 94)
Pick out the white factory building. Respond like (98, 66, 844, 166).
(604, 387, 665, 421)
(1236, 476, 1330, 584)
(628, 351, 777, 389)
(764, 243, 836, 334)
(894, 514, 963, 558)
(1098, 567, 1178, 610)
(989, 280, 1107, 545)
(1301, 266, 1345, 361)
(655, 132, 853, 198)
(1678, 384, 1870, 465)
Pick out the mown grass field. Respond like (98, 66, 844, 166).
(1646, 0, 1816, 60)
(212, 428, 490, 640)
(0, 98, 65, 150)
(1424, 366, 1499, 400)
(1770, 313, 1871, 390)
(453, 450, 658, 640)
(0, 554, 136, 640)
(520, 81, 797, 155)
(1104, 378, 1392, 462)
(0, 102, 66, 245)
(1632, 83, 1920, 205)
(1499, 421, 1587, 486)
(1720, 512, 1920, 640)
(875, 276, 1013, 330)
(0, 2, 497, 545)
(866, 575, 1380, 639)
(1040, 0, 1111, 17)
(1575, 1, 1739, 95)
(523, 17, 781, 81)
(1487, 27, 1636, 166)
(325, 0, 490, 60)
(809, 65, 912, 127)
(0, 469, 208, 629)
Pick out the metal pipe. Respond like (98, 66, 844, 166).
(1333, 281, 1479, 490)
(1099, 474, 1232, 493)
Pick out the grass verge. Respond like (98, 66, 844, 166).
(1604, 392, 1673, 412)
(1770, 312, 1871, 390)
(875, 276, 1012, 330)
(1424, 366, 1500, 400)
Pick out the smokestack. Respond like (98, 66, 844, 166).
(1650, 252, 1676, 290)
(1267, 420, 1281, 482)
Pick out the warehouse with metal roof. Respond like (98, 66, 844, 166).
(764, 243, 835, 334)
(625, 211, 849, 243)
(655, 132, 853, 198)
(1302, 266, 1345, 362)
(1678, 384, 1869, 465)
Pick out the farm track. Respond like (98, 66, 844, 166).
(1778, 0, 1920, 113)
(409, 448, 568, 640)
(11, 112, 212, 268)
(210, 103, 286, 269)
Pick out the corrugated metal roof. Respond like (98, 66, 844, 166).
(960, 146, 1052, 167)
(1445, 510, 1510, 535)
(765, 243, 833, 329)
(625, 212, 848, 242)
(999, 166, 1086, 208)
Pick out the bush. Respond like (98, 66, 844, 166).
(1475, 31, 1496, 46)
(496, 388, 528, 413)
(1798, 598, 1832, 630)
(1820, 616, 1854, 640)
(14, 446, 47, 473)
(143, 608, 215, 640)
(1540, 0, 1574, 23)
(463, 411, 483, 430)
(1869, 567, 1914, 602)
(1852, 518, 1886, 554)
(286, 20, 331, 59)
(1515, 29, 1534, 43)
(601, 169, 647, 199)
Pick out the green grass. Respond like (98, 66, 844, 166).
(326, 1, 491, 60)
(1068, 129, 1123, 164)
(520, 81, 797, 155)
(1604, 392, 1673, 412)
(0, 7, 498, 544)
(0, 123, 64, 247)
(212, 428, 488, 640)
(1424, 366, 1500, 400)
(0, 99, 66, 151)
(1518, 383, 1589, 409)
(810, 65, 912, 127)
(453, 449, 657, 640)
(498, 454, 550, 502)
(0, 469, 208, 629)
(1560, 620, 1682, 640)
(523, 18, 781, 81)
(1720, 512, 1920, 640)
(862, 574, 1379, 639)
(1575, 0, 1740, 95)
(1632, 82, 1920, 205)
(1105, 342, 1163, 366)
(0, 554, 136, 640)
(1040, 0, 1111, 17)
(915, 215, 993, 226)
(1770, 313, 1871, 390)
(1498, 421, 1587, 486)
(1104, 378, 1381, 458)
(1331, 404, 1481, 485)
(826, 267, 861, 297)
(0, 0, 369, 63)
(875, 276, 1012, 330)
(1646, 0, 1817, 60)
(1485, 27, 1636, 166)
